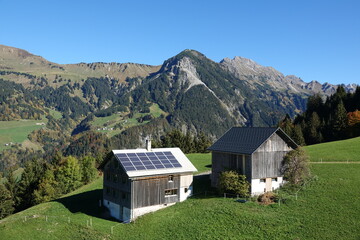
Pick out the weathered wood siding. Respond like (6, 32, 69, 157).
(132, 175, 180, 208)
(252, 133, 292, 179)
(103, 156, 131, 208)
(211, 152, 252, 187)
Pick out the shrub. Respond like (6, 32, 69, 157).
(281, 148, 310, 185)
(218, 171, 250, 197)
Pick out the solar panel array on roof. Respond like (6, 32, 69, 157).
(115, 151, 182, 172)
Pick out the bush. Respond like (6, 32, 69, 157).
(281, 147, 310, 185)
(218, 171, 250, 197)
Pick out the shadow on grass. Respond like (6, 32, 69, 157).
(56, 173, 216, 220)
(192, 173, 218, 199)
(55, 189, 117, 222)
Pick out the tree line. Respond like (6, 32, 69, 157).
(0, 154, 98, 219)
(279, 85, 360, 145)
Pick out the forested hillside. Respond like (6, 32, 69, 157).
(0, 44, 358, 200)
(280, 86, 360, 145)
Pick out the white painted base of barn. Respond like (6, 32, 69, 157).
(132, 202, 176, 220)
(179, 185, 193, 202)
(251, 177, 284, 195)
(103, 200, 131, 222)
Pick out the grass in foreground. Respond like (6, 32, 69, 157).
(1, 161, 359, 239)
(304, 136, 360, 162)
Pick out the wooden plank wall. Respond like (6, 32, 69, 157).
(252, 133, 292, 179)
(132, 175, 180, 208)
(103, 156, 131, 208)
(211, 152, 252, 187)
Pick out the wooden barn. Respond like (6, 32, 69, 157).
(208, 127, 297, 195)
(101, 141, 197, 222)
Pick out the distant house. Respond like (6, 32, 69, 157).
(208, 127, 297, 195)
(100, 140, 197, 222)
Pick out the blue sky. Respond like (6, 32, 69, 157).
(1, 0, 359, 85)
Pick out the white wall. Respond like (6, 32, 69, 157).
(103, 199, 120, 220)
(179, 174, 193, 202)
(132, 203, 176, 220)
(251, 177, 284, 195)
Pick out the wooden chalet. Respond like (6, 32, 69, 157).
(101, 140, 197, 222)
(208, 127, 297, 195)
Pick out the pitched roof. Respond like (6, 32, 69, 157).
(112, 148, 197, 178)
(208, 127, 297, 155)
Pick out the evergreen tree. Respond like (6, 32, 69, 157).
(194, 132, 212, 153)
(292, 124, 306, 146)
(17, 159, 47, 210)
(33, 170, 58, 204)
(278, 114, 293, 137)
(4, 170, 20, 208)
(332, 100, 348, 139)
(0, 184, 14, 219)
(306, 112, 322, 144)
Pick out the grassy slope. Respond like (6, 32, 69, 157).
(1, 148, 360, 239)
(304, 136, 360, 162)
(91, 103, 167, 137)
(186, 153, 211, 173)
(0, 120, 46, 151)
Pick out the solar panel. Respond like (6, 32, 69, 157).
(115, 151, 182, 171)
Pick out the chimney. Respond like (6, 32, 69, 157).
(146, 138, 151, 151)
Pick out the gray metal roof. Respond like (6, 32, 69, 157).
(208, 127, 297, 155)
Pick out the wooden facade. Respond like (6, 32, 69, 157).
(102, 148, 197, 222)
(211, 152, 252, 186)
(209, 127, 296, 194)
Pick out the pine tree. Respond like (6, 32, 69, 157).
(33, 170, 58, 204)
(4, 171, 20, 208)
(17, 159, 47, 210)
(292, 124, 306, 146)
(0, 184, 14, 219)
(306, 112, 322, 144)
(332, 100, 348, 139)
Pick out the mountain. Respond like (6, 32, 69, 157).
(0, 44, 160, 87)
(0, 45, 358, 137)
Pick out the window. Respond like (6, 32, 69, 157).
(165, 189, 178, 196)
(272, 178, 277, 182)
(168, 175, 174, 182)
(260, 179, 265, 183)
(184, 188, 188, 193)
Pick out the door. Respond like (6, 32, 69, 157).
(265, 178, 272, 192)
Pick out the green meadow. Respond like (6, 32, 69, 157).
(0, 120, 45, 151)
(304, 136, 360, 162)
(1, 150, 359, 239)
